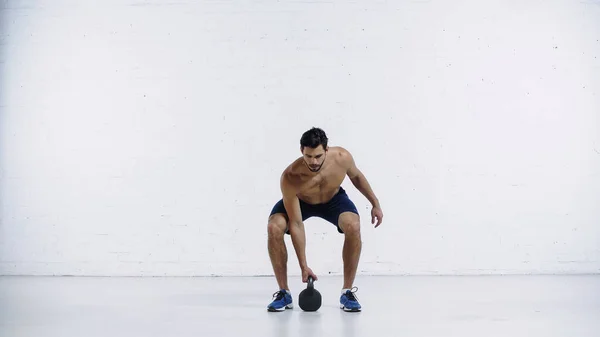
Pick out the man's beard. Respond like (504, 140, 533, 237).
(305, 157, 325, 172)
(304, 160, 325, 172)
(304, 154, 327, 172)
(308, 164, 322, 172)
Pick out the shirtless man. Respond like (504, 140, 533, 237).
(266, 127, 383, 312)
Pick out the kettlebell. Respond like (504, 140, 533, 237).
(298, 276, 322, 312)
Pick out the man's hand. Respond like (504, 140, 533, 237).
(301, 266, 318, 283)
(371, 205, 383, 228)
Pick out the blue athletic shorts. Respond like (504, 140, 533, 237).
(269, 186, 359, 234)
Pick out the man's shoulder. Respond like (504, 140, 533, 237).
(280, 158, 304, 185)
(282, 157, 304, 173)
(329, 146, 353, 165)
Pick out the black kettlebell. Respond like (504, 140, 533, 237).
(298, 276, 322, 311)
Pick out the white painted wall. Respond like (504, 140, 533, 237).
(1, 0, 599, 277)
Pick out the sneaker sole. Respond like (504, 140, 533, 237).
(267, 304, 293, 312)
(340, 304, 361, 312)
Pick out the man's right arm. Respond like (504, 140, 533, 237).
(280, 175, 308, 270)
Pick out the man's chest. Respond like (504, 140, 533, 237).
(297, 170, 346, 194)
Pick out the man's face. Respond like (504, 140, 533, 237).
(301, 145, 327, 172)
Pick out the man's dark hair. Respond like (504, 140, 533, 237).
(300, 127, 328, 150)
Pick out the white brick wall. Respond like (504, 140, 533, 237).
(1, 0, 599, 276)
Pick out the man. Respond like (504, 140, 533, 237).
(266, 127, 383, 312)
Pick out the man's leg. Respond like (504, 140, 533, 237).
(267, 213, 290, 290)
(337, 211, 363, 312)
(338, 212, 362, 289)
(266, 213, 294, 311)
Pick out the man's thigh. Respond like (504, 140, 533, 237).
(320, 190, 360, 233)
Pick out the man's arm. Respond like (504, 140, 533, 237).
(343, 149, 384, 227)
(344, 150, 380, 208)
(280, 174, 308, 270)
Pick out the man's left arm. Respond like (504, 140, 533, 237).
(343, 149, 383, 227)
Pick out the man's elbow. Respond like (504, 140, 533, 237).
(350, 174, 363, 186)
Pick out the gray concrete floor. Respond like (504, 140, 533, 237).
(1, 275, 599, 337)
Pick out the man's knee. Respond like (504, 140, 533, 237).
(268, 214, 288, 237)
(339, 214, 361, 236)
